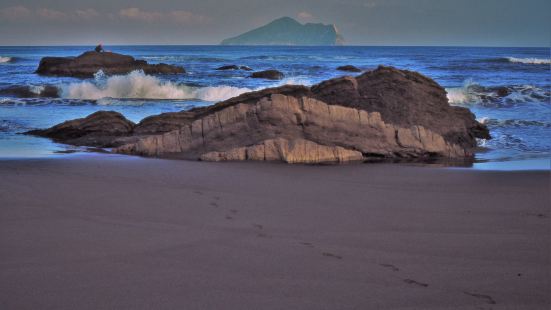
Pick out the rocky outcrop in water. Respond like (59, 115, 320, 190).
(0, 85, 59, 98)
(216, 65, 253, 71)
(251, 70, 284, 80)
(337, 65, 362, 72)
(26, 66, 490, 164)
(36, 51, 185, 78)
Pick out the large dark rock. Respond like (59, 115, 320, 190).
(310, 66, 490, 148)
(337, 65, 362, 72)
(27, 66, 490, 163)
(26, 111, 135, 147)
(36, 51, 185, 78)
(251, 70, 284, 80)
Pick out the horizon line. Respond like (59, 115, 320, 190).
(0, 44, 548, 49)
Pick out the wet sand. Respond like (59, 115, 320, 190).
(0, 155, 549, 309)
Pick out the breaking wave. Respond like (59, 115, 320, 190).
(446, 80, 550, 106)
(478, 117, 551, 128)
(61, 70, 252, 102)
(0, 56, 13, 63)
(484, 57, 550, 65)
(504, 57, 550, 65)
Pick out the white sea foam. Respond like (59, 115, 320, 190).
(61, 70, 252, 102)
(446, 80, 549, 106)
(0, 56, 12, 63)
(445, 79, 481, 105)
(506, 57, 550, 65)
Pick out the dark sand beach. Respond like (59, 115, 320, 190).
(0, 155, 549, 309)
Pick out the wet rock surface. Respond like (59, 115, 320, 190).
(250, 70, 285, 80)
(36, 51, 185, 78)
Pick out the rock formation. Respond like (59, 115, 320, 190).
(216, 65, 254, 71)
(27, 66, 490, 164)
(251, 70, 284, 80)
(26, 111, 135, 148)
(221, 17, 344, 46)
(36, 51, 185, 78)
(0, 85, 59, 98)
(337, 65, 362, 72)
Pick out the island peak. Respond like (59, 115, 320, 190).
(221, 17, 344, 46)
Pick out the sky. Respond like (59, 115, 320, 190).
(0, 0, 549, 46)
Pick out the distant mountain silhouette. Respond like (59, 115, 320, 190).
(221, 17, 344, 46)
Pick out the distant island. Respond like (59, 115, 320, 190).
(221, 17, 344, 46)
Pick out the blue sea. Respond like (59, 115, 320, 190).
(0, 46, 549, 169)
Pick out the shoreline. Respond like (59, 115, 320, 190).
(1, 151, 549, 171)
(1, 155, 549, 309)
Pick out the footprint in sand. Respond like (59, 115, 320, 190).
(403, 279, 429, 287)
(322, 252, 343, 260)
(380, 263, 400, 272)
(256, 232, 272, 238)
(524, 212, 548, 219)
(464, 291, 496, 305)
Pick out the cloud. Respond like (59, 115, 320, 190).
(119, 8, 162, 22)
(364, 2, 378, 8)
(0, 6, 32, 21)
(1, 6, 101, 22)
(75, 9, 100, 20)
(297, 11, 314, 20)
(119, 8, 209, 24)
(36, 8, 67, 20)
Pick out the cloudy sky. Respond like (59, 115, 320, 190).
(1, 0, 549, 46)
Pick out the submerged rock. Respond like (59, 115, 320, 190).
(36, 51, 185, 78)
(216, 65, 254, 71)
(251, 70, 284, 80)
(0, 85, 59, 98)
(337, 65, 362, 72)
(216, 65, 240, 70)
(27, 66, 490, 164)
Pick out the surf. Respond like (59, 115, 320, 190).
(61, 70, 253, 102)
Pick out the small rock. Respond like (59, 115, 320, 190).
(337, 65, 362, 72)
(216, 65, 240, 70)
(251, 70, 284, 80)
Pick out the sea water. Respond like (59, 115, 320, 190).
(0, 46, 549, 168)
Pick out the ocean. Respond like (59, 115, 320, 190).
(0, 45, 549, 168)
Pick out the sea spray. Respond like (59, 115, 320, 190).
(446, 80, 549, 106)
(0, 56, 12, 63)
(62, 70, 252, 102)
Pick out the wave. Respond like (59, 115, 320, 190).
(446, 80, 550, 106)
(0, 56, 13, 63)
(485, 57, 550, 65)
(478, 117, 551, 128)
(505, 57, 550, 65)
(61, 70, 253, 102)
(0, 119, 29, 132)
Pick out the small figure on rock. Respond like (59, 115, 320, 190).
(94, 44, 104, 53)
